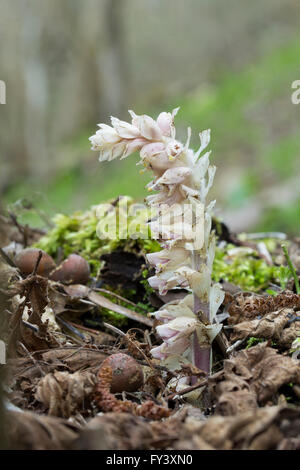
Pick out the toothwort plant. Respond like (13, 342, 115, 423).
(90, 109, 224, 378)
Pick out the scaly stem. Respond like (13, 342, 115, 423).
(192, 332, 210, 375)
(192, 251, 211, 378)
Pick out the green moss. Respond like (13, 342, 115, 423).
(99, 309, 129, 327)
(35, 197, 160, 277)
(213, 243, 291, 292)
(246, 337, 264, 349)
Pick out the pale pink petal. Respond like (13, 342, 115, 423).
(146, 252, 168, 266)
(110, 116, 140, 139)
(150, 344, 167, 360)
(156, 167, 192, 185)
(156, 324, 178, 340)
(156, 112, 172, 137)
(140, 142, 165, 158)
(148, 275, 164, 290)
(121, 137, 148, 159)
(141, 143, 179, 173)
(163, 337, 190, 355)
(137, 115, 163, 140)
(151, 309, 174, 323)
(97, 124, 121, 143)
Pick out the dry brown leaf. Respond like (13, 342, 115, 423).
(7, 274, 61, 354)
(173, 406, 300, 450)
(228, 291, 300, 325)
(41, 347, 107, 374)
(5, 410, 78, 450)
(48, 283, 92, 315)
(208, 342, 300, 415)
(74, 412, 179, 450)
(5, 347, 108, 410)
(75, 413, 154, 450)
(7, 347, 107, 384)
(230, 308, 300, 349)
(35, 370, 96, 418)
(74, 406, 300, 450)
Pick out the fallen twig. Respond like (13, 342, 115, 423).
(165, 378, 208, 401)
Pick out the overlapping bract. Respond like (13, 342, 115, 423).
(90, 109, 224, 364)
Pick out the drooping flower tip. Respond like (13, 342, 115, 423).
(89, 108, 184, 167)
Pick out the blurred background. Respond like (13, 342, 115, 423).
(1, 0, 300, 234)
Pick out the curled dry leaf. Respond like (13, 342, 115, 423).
(208, 342, 300, 415)
(228, 291, 300, 325)
(7, 274, 62, 354)
(5, 410, 78, 450)
(173, 406, 300, 450)
(230, 308, 300, 349)
(35, 370, 96, 418)
(73, 406, 300, 450)
(74, 412, 187, 450)
(74, 412, 173, 450)
(5, 347, 108, 411)
(7, 348, 108, 386)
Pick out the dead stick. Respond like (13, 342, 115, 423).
(0, 247, 16, 268)
(165, 378, 207, 400)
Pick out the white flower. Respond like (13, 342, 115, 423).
(156, 112, 173, 137)
(129, 111, 163, 141)
(166, 140, 184, 159)
(91, 109, 223, 368)
(110, 117, 140, 139)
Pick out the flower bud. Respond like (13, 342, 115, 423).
(156, 112, 173, 137)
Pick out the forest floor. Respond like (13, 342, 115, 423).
(0, 200, 300, 450)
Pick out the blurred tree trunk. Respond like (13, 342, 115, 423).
(99, 0, 129, 117)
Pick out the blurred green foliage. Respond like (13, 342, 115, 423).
(3, 38, 300, 234)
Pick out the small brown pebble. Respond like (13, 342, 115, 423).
(99, 353, 144, 393)
(15, 248, 56, 277)
(50, 254, 90, 284)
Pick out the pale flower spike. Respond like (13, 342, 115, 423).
(90, 109, 224, 380)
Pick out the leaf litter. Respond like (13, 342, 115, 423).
(0, 208, 300, 450)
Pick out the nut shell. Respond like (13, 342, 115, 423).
(15, 248, 56, 277)
(50, 253, 90, 284)
(99, 353, 144, 393)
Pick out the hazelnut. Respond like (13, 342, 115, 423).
(50, 253, 90, 284)
(99, 353, 144, 393)
(15, 248, 56, 277)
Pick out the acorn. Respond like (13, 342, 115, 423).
(15, 248, 56, 277)
(50, 253, 90, 284)
(98, 353, 144, 393)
